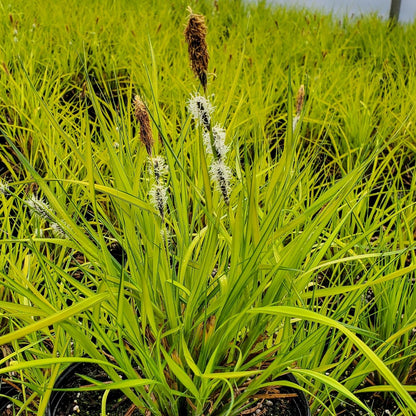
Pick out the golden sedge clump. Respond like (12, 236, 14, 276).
(133, 95, 153, 157)
(184, 7, 209, 92)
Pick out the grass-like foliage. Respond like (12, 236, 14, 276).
(0, 1, 415, 415)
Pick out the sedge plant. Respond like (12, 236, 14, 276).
(0, 2, 415, 416)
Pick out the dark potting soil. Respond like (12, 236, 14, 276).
(48, 362, 141, 416)
(335, 390, 401, 416)
(48, 363, 309, 416)
(237, 379, 309, 416)
(238, 396, 304, 416)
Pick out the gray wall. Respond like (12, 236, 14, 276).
(264, 0, 416, 22)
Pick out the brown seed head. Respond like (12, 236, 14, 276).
(133, 95, 153, 157)
(296, 84, 305, 117)
(184, 7, 209, 92)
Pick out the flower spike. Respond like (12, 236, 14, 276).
(133, 95, 154, 157)
(184, 7, 209, 92)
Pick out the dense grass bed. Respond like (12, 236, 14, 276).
(0, 1, 415, 415)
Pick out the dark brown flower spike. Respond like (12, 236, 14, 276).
(184, 7, 209, 92)
(133, 95, 153, 157)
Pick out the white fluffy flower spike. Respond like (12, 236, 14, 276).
(188, 93, 214, 131)
(26, 195, 53, 221)
(149, 156, 169, 184)
(51, 223, 68, 239)
(0, 180, 10, 196)
(209, 160, 232, 205)
(26, 195, 69, 238)
(188, 93, 233, 204)
(149, 184, 168, 219)
(203, 124, 228, 159)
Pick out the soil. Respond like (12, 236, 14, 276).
(335, 393, 398, 416)
(47, 362, 141, 416)
(239, 392, 306, 416)
(46, 364, 309, 416)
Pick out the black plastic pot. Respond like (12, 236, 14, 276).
(273, 373, 311, 416)
(45, 363, 79, 416)
(0, 380, 20, 414)
(45, 362, 140, 416)
(46, 363, 311, 416)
